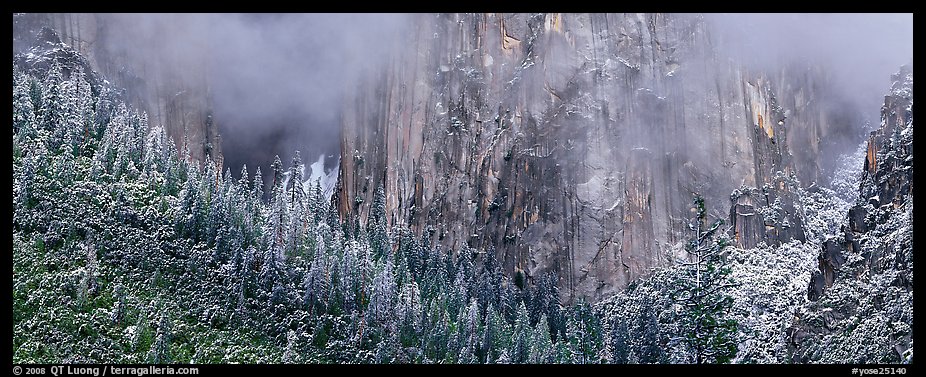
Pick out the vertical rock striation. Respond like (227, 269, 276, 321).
(337, 13, 854, 302)
(791, 66, 912, 363)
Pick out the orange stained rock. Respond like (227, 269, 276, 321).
(866, 139, 878, 174)
(757, 113, 774, 139)
(546, 13, 563, 33)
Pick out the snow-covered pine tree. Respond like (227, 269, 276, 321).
(367, 258, 397, 334)
(672, 196, 738, 364)
(267, 155, 289, 260)
(110, 283, 126, 325)
(303, 239, 329, 315)
(481, 302, 503, 363)
(606, 312, 630, 364)
(202, 156, 222, 245)
(179, 161, 204, 240)
(338, 240, 359, 314)
(397, 227, 424, 281)
(529, 313, 554, 363)
(396, 278, 422, 348)
(457, 299, 480, 364)
(251, 166, 264, 203)
(510, 301, 532, 363)
(13, 69, 37, 140)
(147, 312, 172, 363)
(308, 179, 323, 223)
(286, 151, 309, 258)
(39, 62, 64, 150)
(281, 330, 298, 363)
(368, 184, 390, 258)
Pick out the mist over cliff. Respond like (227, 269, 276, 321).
(29, 13, 909, 186)
(331, 13, 912, 301)
(108, 13, 407, 180)
(11, 12, 913, 364)
(15, 13, 408, 182)
(707, 13, 912, 123)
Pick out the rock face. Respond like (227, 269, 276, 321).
(790, 66, 912, 363)
(807, 66, 914, 302)
(860, 67, 915, 210)
(335, 13, 853, 302)
(13, 13, 222, 164)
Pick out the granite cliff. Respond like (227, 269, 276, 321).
(335, 13, 859, 301)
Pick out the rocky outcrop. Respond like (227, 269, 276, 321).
(860, 67, 915, 210)
(807, 66, 914, 301)
(13, 13, 221, 164)
(336, 13, 855, 302)
(729, 175, 806, 251)
(790, 66, 912, 363)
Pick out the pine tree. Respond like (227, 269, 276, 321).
(529, 272, 562, 339)
(477, 248, 502, 316)
(39, 63, 64, 135)
(338, 240, 360, 314)
(397, 227, 424, 281)
(13, 69, 37, 139)
(432, 306, 451, 361)
(632, 298, 664, 363)
(554, 336, 575, 363)
(672, 196, 739, 364)
(396, 279, 422, 348)
(203, 157, 224, 245)
(143, 126, 167, 174)
(608, 316, 629, 363)
(15, 145, 37, 213)
(258, 240, 284, 304)
(270, 155, 284, 194)
(304, 240, 329, 315)
(309, 179, 323, 223)
(368, 184, 390, 258)
(238, 165, 250, 193)
(163, 141, 183, 196)
(572, 300, 603, 363)
(110, 283, 126, 325)
(281, 330, 299, 363)
(267, 155, 289, 260)
(148, 312, 172, 363)
(529, 314, 554, 363)
(368, 259, 397, 331)
(179, 162, 204, 240)
(481, 302, 504, 363)
(374, 328, 399, 363)
(252, 166, 264, 202)
(73, 66, 95, 156)
(130, 307, 149, 353)
(286, 151, 308, 258)
(58, 69, 79, 154)
(511, 301, 532, 363)
(457, 299, 481, 363)
(448, 266, 469, 320)
(59, 66, 92, 156)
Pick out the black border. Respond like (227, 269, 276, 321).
(10, 7, 919, 374)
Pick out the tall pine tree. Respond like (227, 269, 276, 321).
(368, 184, 389, 258)
(672, 196, 738, 364)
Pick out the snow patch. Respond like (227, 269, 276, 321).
(307, 154, 339, 203)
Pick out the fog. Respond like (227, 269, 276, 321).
(100, 13, 408, 178)
(706, 13, 913, 128)
(93, 13, 911, 184)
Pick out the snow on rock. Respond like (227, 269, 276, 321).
(308, 153, 339, 202)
